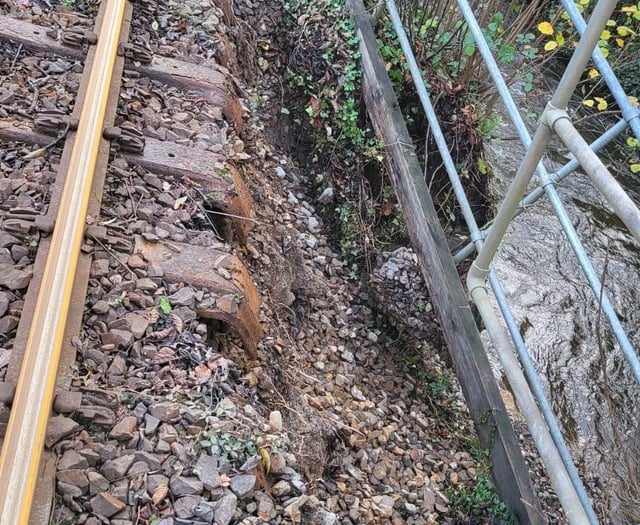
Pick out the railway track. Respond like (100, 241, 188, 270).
(0, 1, 261, 522)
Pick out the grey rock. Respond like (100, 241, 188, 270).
(45, 415, 80, 447)
(111, 328, 134, 348)
(0, 315, 17, 334)
(268, 410, 283, 432)
(56, 470, 89, 492)
(125, 312, 150, 339)
(271, 480, 292, 498)
(168, 287, 195, 307)
(58, 450, 89, 470)
(134, 451, 162, 470)
(136, 277, 158, 291)
(194, 453, 221, 490)
(214, 491, 237, 525)
(88, 471, 110, 495)
(90, 492, 126, 518)
(0, 292, 10, 317)
(149, 402, 180, 423)
(144, 413, 160, 434)
(170, 474, 203, 496)
(371, 495, 394, 517)
(268, 452, 287, 474)
(57, 481, 83, 498)
(110, 416, 138, 441)
(147, 474, 169, 494)
(0, 232, 20, 249)
(230, 474, 255, 498)
(111, 478, 129, 503)
(193, 499, 215, 521)
(0, 264, 31, 290)
(174, 495, 200, 518)
(90, 259, 110, 278)
(256, 494, 276, 520)
(101, 454, 135, 480)
(128, 461, 149, 476)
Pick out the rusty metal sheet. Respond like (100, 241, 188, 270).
(136, 239, 261, 357)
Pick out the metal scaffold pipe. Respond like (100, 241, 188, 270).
(0, 0, 126, 522)
(545, 107, 640, 244)
(457, 0, 640, 387)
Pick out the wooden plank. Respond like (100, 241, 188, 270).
(346, 1, 544, 523)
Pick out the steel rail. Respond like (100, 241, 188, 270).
(0, 0, 127, 522)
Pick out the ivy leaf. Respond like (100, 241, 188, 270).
(538, 22, 553, 35)
(600, 29, 611, 40)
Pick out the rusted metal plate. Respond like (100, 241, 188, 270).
(125, 138, 254, 241)
(136, 239, 261, 357)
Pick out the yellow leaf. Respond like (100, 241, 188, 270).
(599, 45, 609, 57)
(538, 21, 554, 35)
(583, 99, 595, 107)
(556, 32, 565, 45)
(617, 25, 635, 36)
(616, 38, 625, 47)
(588, 68, 599, 79)
(606, 19, 617, 27)
(259, 447, 271, 475)
(621, 6, 637, 13)
(594, 97, 608, 110)
(628, 96, 639, 107)
(544, 40, 558, 51)
(600, 29, 611, 40)
(630, 164, 640, 173)
(579, 0, 589, 4)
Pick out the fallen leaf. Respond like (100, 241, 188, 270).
(152, 483, 168, 506)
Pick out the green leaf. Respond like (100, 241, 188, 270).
(158, 297, 172, 314)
